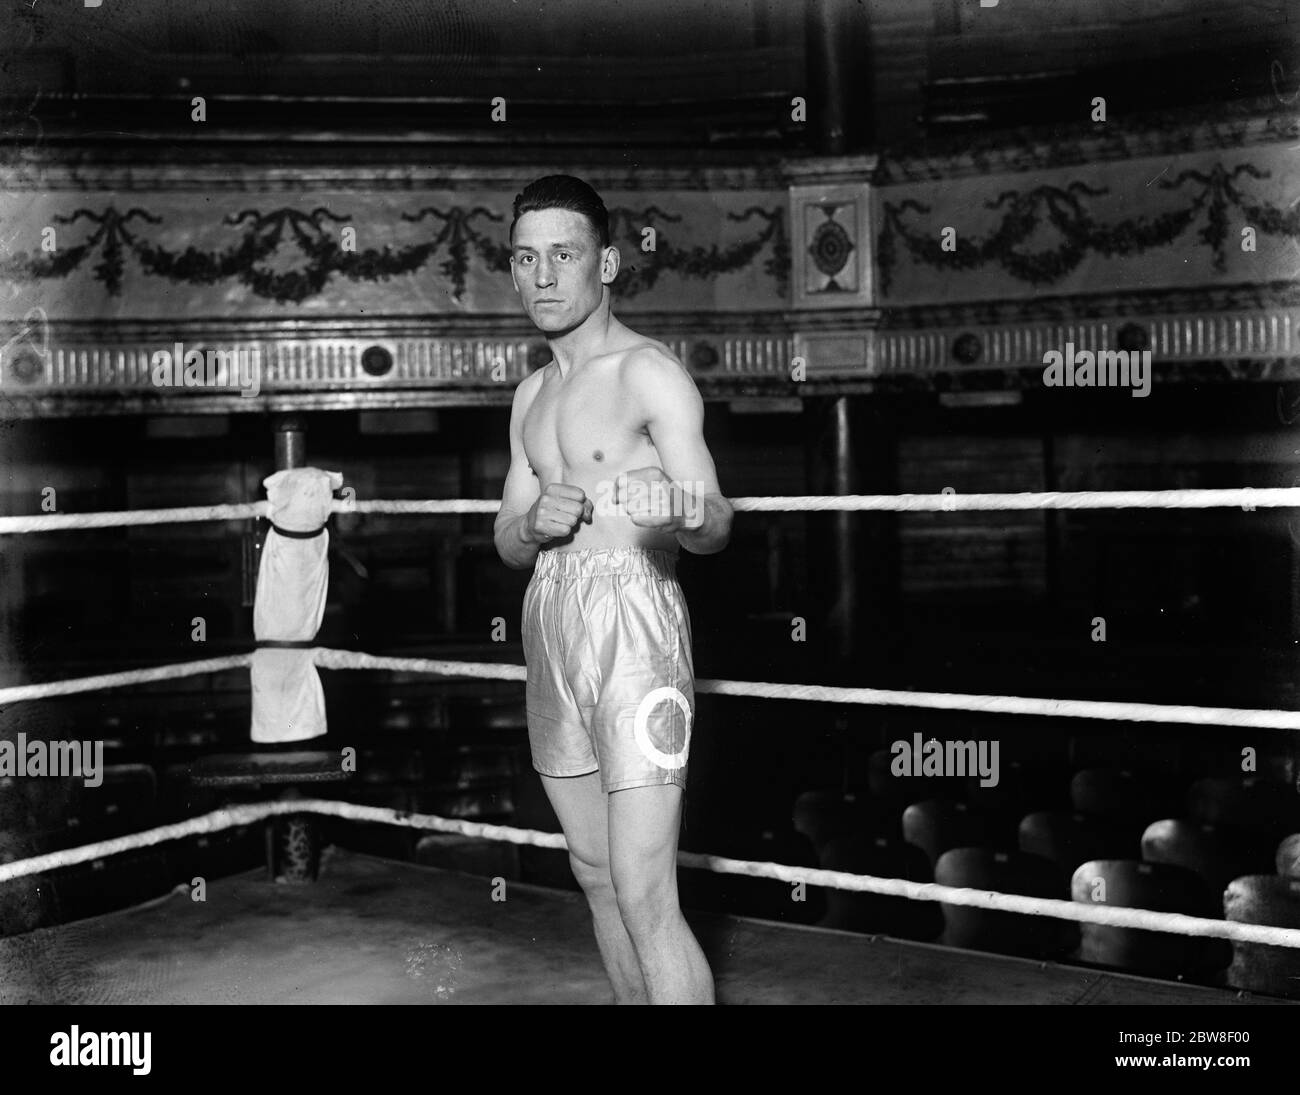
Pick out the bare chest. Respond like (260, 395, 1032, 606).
(521, 368, 655, 482)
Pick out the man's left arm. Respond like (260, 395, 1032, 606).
(621, 349, 733, 555)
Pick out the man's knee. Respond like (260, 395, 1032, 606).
(612, 873, 676, 935)
(569, 850, 614, 900)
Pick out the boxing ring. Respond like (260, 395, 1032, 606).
(0, 848, 1271, 1006)
(2, 487, 1300, 1006)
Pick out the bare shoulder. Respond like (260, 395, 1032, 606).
(617, 342, 702, 428)
(618, 340, 696, 394)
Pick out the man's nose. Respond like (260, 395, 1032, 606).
(533, 263, 555, 288)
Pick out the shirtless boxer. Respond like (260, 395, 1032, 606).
(493, 175, 733, 1005)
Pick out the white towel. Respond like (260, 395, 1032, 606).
(250, 468, 343, 744)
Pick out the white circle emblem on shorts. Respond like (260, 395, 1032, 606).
(632, 686, 693, 771)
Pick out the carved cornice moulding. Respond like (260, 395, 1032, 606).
(869, 306, 1300, 378)
(3, 296, 1295, 418)
(0, 309, 795, 344)
(0, 319, 797, 414)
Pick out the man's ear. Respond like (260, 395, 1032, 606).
(508, 256, 521, 296)
(600, 245, 620, 285)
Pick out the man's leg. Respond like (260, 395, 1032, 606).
(539, 771, 647, 1003)
(608, 784, 714, 1004)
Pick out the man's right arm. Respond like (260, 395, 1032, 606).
(494, 376, 546, 570)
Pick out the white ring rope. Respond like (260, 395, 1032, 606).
(2, 649, 1296, 731)
(2, 487, 1298, 534)
(0, 655, 254, 703)
(0, 800, 1295, 949)
(0, 502, 272, 533)
(312, 649, 528, 682)
(694, 679, 1300, 730)
(731, 488, 1300, 512)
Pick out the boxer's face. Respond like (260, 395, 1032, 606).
(510, 208, 616, 335)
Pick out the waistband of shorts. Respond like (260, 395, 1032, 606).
(532, 547, 678, 579)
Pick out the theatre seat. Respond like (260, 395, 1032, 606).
(1186, 777, 1300, 841)
(1070, 767, 1176, 826)
(1140, 818, 1275, 894)
(902, 799, 994, 868)
(1018, 810, 1140, 873)
(1223, 874, 1300, 999)
(934, 847, 1078, 959)
(791, 788, 881, 853)
(816, 835, 942, 941)
(1071, 859, 1232, 979)
(1278, 834, 1300, 879)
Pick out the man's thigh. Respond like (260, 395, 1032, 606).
(539, 771, 609, 867)
(607, 784, 684, 894)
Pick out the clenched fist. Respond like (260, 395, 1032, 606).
(523, 482, 594, 543)
(614, 467, 704, 531)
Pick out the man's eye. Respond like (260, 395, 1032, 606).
(519, 255, 534, 265)
(556, 252, 571, 261)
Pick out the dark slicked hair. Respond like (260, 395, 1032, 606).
(510, 174, 610, 249)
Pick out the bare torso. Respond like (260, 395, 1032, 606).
(520, 338, 679, 553)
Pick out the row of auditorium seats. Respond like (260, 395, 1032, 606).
(791, 765, 1300, 997)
